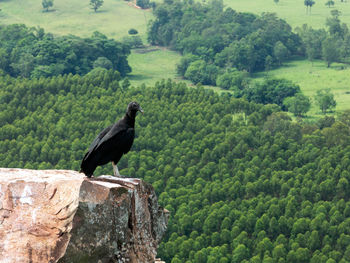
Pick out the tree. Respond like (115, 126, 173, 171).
(296, 25, 327, 64)
(42, 0, 54, 12)
(136, 0, 150, 9)
(274, 0, 279, 4)
(265, 55, 273, 72)
(322, 37, 340, 67)
(237, 78, 300, 108)
(326, 10, 346, 38)
(128, 28, 138, 35)
(184, 60, 219, 85)
(274, 41, 290, 66)
(90, 0, 103, 12)
(232, 244, 249, 263)
(10, 53, 35, 78)
(122, 35, 144, 48)
(325, 0, 335, 7)
(314, 89, 336, 114)
(304, 0, 315, 14)
(122, 77, 131, 89)
(283, 93, 311, 117)
(93, 57, 113, 69)
(215, 70, 248, 91)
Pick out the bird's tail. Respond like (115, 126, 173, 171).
(80, 158, 96, 178)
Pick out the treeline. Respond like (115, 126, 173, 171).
(0, 24, 131, 78)
(148, 0, 350, 88)
(297, 9, 350, 67)
(1, 73, 350, 262)
(147, 0, 300, 85)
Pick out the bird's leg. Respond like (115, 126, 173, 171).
(112, 161, 121, 177)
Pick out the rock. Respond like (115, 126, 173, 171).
(0, 168, 169, 263)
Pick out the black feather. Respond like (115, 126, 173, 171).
(80, 102, 143, 177)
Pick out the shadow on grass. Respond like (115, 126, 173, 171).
(41, 9, 57, 13)
(128, 74, 151, 81)
(90, 10, 109, 13)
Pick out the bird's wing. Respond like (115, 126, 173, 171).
(91, 125, 135, 159)
(82, 124, 113, 162)
(121, 128, 135, 154)
(96, 120, 128, 146)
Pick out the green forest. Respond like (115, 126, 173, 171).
(1, 71, 350, 262)
(2, 0, 350, 262)
(0, 24, 131, 78)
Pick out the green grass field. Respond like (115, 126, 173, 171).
(254, 59, 350, 116)
(128, 46, 183, 87)
(225, 0, 350, 29)
(0, 0, 153, 40)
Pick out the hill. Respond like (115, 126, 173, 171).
(0, 0, 152, 39)
(1, 0, 350, 119)
(224, 0, 350, 29)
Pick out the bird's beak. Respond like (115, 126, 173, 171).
(139, 106, 144, 114)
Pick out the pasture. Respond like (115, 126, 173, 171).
(225, 0, 350, 29)
(254, 59, 350, 116)
(0, 0, 152, 39)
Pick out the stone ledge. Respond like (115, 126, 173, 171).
(0, 168, 168, 263)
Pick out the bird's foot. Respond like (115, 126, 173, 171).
(112, 162, 122, 177)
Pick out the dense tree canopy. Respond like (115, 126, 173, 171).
(0, 24, 131, 78)
(234, 77, 301, 110)
(1, 73, 350, 262)
(148, 0, 300, 84)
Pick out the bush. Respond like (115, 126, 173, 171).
(128, 28, 138, 35)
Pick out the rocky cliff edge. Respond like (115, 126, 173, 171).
(0, 168, 169, 263)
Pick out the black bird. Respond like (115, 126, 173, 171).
(80, 101, 143, 178)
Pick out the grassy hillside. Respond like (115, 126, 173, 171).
(224, 0, 350, 29)
(128, 47, 183, 87)
(254, 59, 350, 116)
(0, 0, 152, 39)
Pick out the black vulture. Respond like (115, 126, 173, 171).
(80, 101, 143, 178)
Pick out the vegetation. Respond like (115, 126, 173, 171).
(128, 28, 138, 35)
(127, 47, 182, 87)
(234, 78, 302, 110)
(122, 35, 144, 49)
(148, 0, 300, 85)
(283, 93, 311, 117)
(90, 0, 104, 12)
(0, 24, 131, 78)
(222, 0, 350, 29)
(136, 0, 151, 9)
(2, 0, 350, 262)
(0, 0, 153, 39)
(2, 75, 350, 262)
(145, 0, 349, 119)
(304, 0, 316, 15)
(42, 0, 54, 12)
(325, 0, 335, 8)
(254, 59, 350, 115)
(315, 89, 337, 114)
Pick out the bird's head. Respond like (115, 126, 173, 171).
(127, 101, 144, 116)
